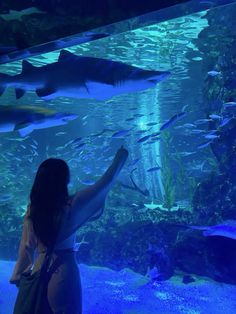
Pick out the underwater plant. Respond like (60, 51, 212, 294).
(171, 148, 198, 202)
(159, 131, 176, 210)
(161, 154, 176, 210)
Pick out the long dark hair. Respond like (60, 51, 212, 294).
(29, 158, 70, 247)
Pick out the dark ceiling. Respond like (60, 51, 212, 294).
(0, 0, 189, 15)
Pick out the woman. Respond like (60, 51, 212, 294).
(9, 145, 128, 313)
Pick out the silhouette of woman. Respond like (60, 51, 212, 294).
(10, 146, 128, 313)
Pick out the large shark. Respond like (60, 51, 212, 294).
(0, 105, 78, 137)
(177, 220, 236, 240)
(0, 50, 171, 101)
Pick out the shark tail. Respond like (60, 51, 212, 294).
(173, 223, 208, 231)
(0, 73, 10, 96)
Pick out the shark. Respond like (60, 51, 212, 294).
(0, 105, 78, 137)
(144, 201, 160, 210)
(178, 220, 236, 240)
(0, 7, 46, 22)
(0, 50, 171, 101)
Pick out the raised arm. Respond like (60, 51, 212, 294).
(57, 146, 128, 242)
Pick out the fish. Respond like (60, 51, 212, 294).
(0, 193, 13, 202)
(204, 134, 220, 140)
(0, 7, 46, 22)
(0, 50, 171, 101)
(189, 129, 206, 134)
(55, 146, 66, 151)
(223, 102, 236, 109)
(200, 1, 215, 5)
(30, 144, 38, 149)
(112, 129, 132, 138)
(181, 105, 189, 112)
(133, 113, 145, 118)
(160, 112, 186, 131)
(180, 220, 236, 240)
(182, 123, 196, 128)
(150, 131, 161, 137)
(6, 136, 27, 141)
(174, 125, 186, 130)
(135, 129, 149, 135)
(0, 105, 78, 137)
(72, 137, 83, 144)
(146, 122, 158, 126)
(137, 135, 151, 143)
(209, 114, 222, 120)
(144, 201, 160, 210)
(75, 142, 86, 149)
(194, 118, 212, 125)
(56, 131, 66, 136)
(80, 179, 95, 186)
(207, 70, 221, 76)
(147, 166, 161, 172)
(197, 140, 212, 149)
(176, 151, 196, 157)
(219, 117, 232, 127)
(127, 158, 140, 167)
(81, 115, 88, 121)
(194, 56, 203, 61)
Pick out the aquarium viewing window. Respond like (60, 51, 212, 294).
(1, 0, 236, 313)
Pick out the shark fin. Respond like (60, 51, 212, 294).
(0, 87, 5, 96)
(58, 49, 75, 62)
(15, 88, 25, 99)
(21, 60, 34, 73)
(18, 125, 34, 137)
(36, 86, 56, 99)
